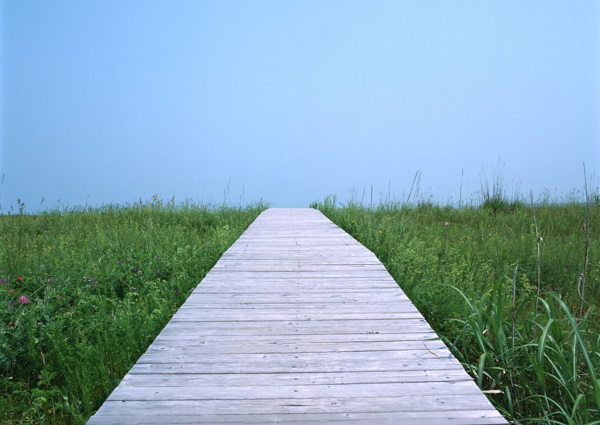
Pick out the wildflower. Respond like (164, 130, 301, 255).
(17, 276, 22, 280)
(48, 278, 53, 283)
(378, 230, 382, 234)
(19, 295, 30, 305)
(8, 289, 14, 294)
(1, 278, 6, 284)
(175, 289, 178, 294)
(132, 287, 136, 291)
(120, 259, 124, 262)
(444, 222, 449, 226)
(9, 301, 14, 306)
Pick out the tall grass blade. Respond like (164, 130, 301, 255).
(548, 292, 600, 412)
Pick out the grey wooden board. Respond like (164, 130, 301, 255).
(118, 370, 472, 387)
(88, 208, 507, 424)
(106, 380, 484, 401)
(155, 320, 436, 336)
(141, 340, 448, 355)
(176, 305, 420, 312)
(170, 311, 425, 321)
(92, 395, 500, 414)
(135, 349, 459, 366)
(150, 333, 441, 344)
(127, 359, 469, 375)
(88, 414, 507, 425)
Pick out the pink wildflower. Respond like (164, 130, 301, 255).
(18, 295, 30, 305)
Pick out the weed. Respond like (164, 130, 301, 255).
(0, 198, 267, 423)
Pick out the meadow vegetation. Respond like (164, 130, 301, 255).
(2, 180, 599, 424)
(312, 186, 600, 424)
(0, 197, 267, 424)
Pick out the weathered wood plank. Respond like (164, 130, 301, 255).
(118, 370, 471, 387)
(150, 332, 441, 345)
(106, 380, 484, 401)
(88, 208, 507, 424)
(155, 320, 435, 336)
(177, 304, 419, 312)
(142, 340, 448, 356)
(90, 413, 507, 425)
(91, 396, 503, 416)
(170, 311, 425, 321)
(182, 296, 413, 304)
(127, 358, 467, 375)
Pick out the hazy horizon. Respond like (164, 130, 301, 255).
(2, 162, 597, 213)
(2, 1, 599, 212)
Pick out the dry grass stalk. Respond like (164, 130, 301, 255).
(580, 161, 590, 318)
(512, 264, 518, 350)
(530, 191, 541, 337)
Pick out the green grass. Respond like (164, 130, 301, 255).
(312, 193, 599, 424)
(0, 197, 268, 424)
(3, 186, 599, 424)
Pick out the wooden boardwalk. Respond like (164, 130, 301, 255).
(88, 208, 507, 424)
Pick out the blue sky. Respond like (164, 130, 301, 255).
(2, 1, 599, 211)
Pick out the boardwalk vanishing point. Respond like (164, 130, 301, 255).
(88, 208, 508, 424)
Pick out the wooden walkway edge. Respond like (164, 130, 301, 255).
(88, 208, 508, 424)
